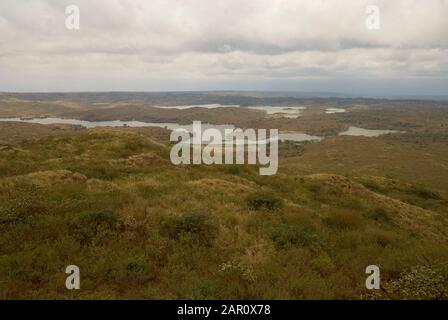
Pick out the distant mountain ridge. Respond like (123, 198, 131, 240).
(1, 91, 447, 105)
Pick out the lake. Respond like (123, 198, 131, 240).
(277, 132, 322, 142)
(0, 117, 323, 143)
(326, 108, 346, 114)
(339, 126, 400, 137)
(154, 104, 240, 110)
(247, 106, 306, 118)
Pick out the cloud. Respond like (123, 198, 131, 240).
(0, 0, 447, 92)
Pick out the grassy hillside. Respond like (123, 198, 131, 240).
(0, 128, 447, 299)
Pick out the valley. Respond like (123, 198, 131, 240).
(0, 92, 447, 299)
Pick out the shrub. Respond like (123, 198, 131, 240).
(323, 210, 363, 230)
(365, 228, 395, 247)
(160, 212, 218, 245)
(307, 182, 322, 194)
(126, 261, 146, 273)
(365, 207, 393, 224)
(223, 166, 241, 175)
(72, 210, 123, 245)
(114, 139, 148, 158)
(66, 161, 122, 180)
(271, 223, 324, 249)
(78, 210, 122, 229)
(359, 180, 383, 193)
(0, 183, 47, 224)
(409, 185, 442, 200)
(246, 191, 284, 211)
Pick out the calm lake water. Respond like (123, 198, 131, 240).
(325, 108, 346, 114)
(0, 117, 323, 143)
(248, 106, 306, 118)
(277, 132, 322, 142)
(0, 118, 401, 141)
(154, 104, 240, 110)
(339, 126, 400, 137)
(0, 117, 179, 129)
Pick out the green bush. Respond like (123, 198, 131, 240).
(359, 180, 383, 193)
(223, 166, 241, 175)
(271, 224, 324, 249)
(409, 185, 442, 200)
(78, 210, 122, 228)
(0, 183, 47, 224)
(66, 161, 123, 180)
(160, 212, 218, 245)
(306, 182, 322, 194)
(365, 228, 395, 247)
(365, 207, 393, 224)
(72, 210, 123, 245)
(246, 191, 284, 210)
(323, 210, 363, 230)
(126, 261, 146, 273)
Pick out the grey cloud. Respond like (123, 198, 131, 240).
(0, 0, 447, 92)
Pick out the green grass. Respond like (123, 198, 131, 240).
(0, 129, 447, 299)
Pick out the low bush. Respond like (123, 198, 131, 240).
(365, 207, 393, 225)
(0, 183, 48, 224)
(409, 185, 442, 200)
(223, 166, 242, 175)
(365, 228, 395, 247)
(160, 212, 218, 245)
(66, 161, 122, 180)
(271, 223, 324, 249)
(126, 261, 146, 273)
(72, 210, 123, 245)
(323, 210, 363, 230)
(246, 191, 284, 211)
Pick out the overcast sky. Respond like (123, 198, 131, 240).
(0, 0, 447, 95)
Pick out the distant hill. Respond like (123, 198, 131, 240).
(1, 91, 447, 106)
